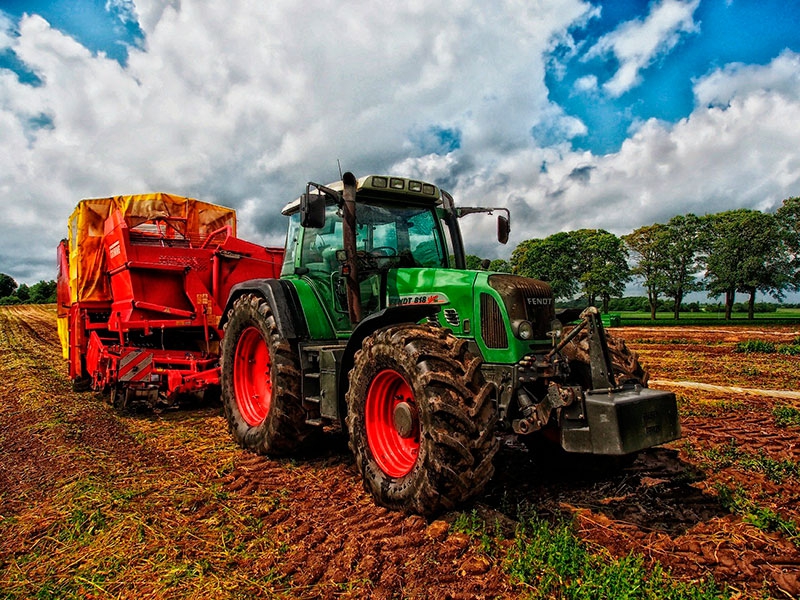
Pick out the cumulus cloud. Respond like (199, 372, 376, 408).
(399, 50, 800, 259)
(0, 0, 594, 281)
(585, 0, 700, 97)
(694, 49, 800, 107)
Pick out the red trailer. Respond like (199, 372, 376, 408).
(57, 193, 283, 410)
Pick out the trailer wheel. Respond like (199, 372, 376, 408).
(220, 293, 310, 455)
(346, 324, 498, 515)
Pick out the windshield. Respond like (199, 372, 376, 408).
(299, 202, 449, 271)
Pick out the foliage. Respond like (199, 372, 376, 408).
(773, 404, 800, 428)
(0, 274, 56, 304)
(511, 229, 629, 308)
(505, 516, 729, 599)
(623, 223, 669, 319)
(777, 196, 800, 289)
(703, 209, 793, 320)
(661, 214, 704, 320)
(488, 258, 511, 273)
(465, 254, 487, 270)
(716, 484, 800, 546)
(0, 272, 18, 297)
(735, 339, 800, 355)
(511, 232, 582, 300)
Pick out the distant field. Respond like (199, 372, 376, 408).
(614, 308, 800, 326)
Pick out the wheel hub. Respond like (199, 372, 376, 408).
(393, 401, 417, 438)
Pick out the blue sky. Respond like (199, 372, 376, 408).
(548, 0, 800, 154)
(1, 0, 800, 304)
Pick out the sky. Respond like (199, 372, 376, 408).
(1, 0, 800, 302)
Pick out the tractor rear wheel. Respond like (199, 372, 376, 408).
(220, 293, 310, 455)
(346, 324, 498, 515)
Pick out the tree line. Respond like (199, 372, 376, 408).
(509, 197, 800, 320)
(0, 274, 57, 305)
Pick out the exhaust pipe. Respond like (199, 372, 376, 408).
(342, 172, 361, 324)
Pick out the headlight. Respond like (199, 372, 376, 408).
(517, 320, 534, 340)
(548, 319, 563, 341)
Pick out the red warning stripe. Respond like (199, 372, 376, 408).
(118, 350, 153, 382)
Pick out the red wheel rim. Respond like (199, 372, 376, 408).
(365, 369, 419, 477)
(233, 326, 271, 426)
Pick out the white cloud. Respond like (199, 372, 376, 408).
(585, 0, 700, 97)
(0, 0, 594, 281)
(405, 50, 800, 260)
(573, 74, 598, 93)
(694, 49, 800, 107)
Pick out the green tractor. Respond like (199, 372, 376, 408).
(219, 172, 680, 515)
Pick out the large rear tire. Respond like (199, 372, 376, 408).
(220, 293, 310, 455)
(346, 324, 498, 515)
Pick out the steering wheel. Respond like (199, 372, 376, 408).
(369, 246, 397, 257)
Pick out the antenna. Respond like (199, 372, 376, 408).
(337, 159, 343, 180)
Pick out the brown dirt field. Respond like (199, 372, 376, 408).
(1, 308, 799, 598)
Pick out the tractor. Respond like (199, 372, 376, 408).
(219, 173, 680, 515)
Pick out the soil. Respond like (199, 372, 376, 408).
(1, 307, 799, 598)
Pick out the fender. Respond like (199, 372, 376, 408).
(221, 278, 308, 340)
(337, 303, 440, 417)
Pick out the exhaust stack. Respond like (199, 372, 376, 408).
(342, 172, 361, 324)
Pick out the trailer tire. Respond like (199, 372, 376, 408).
(346, 324, 498, 515)
(220, 293, 310, 455)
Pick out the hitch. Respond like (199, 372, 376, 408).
(548, 306, 616, 391)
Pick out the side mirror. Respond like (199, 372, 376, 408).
(497, 215, 510, 244)
(301, 193, 326, 229)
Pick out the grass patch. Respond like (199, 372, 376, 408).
(702, 439, 800, 483)
(735, 339, 800, 355)
(773, 404, 800, 428)
(450, 509, 728, 599)
(452, 509, 505, 556)
(505, 516, 728, 599)
(715, 484, 800, 546)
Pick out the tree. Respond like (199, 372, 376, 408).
(465, 255, 486, 270)
(29, 280, 57, 304)
(511, 229, 629, 310)
(661, 214, 703, 319)
(623, 223, 668, 319)
(573, 229, 630, 312)
(488, 259, 511, 273)
(704, 209, 792, 319)
(511, 233, 581, 300)
(15, 284, 30, 302)
(777, 196, 800, 290)
(0, 273, 17, 298)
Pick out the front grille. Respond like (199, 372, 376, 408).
(488, 274, 554, 339)
(480, 293, 508, 349)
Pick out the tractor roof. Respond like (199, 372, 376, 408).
(281, 175, 442, 215)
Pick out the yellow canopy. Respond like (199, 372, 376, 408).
(67, 193, 237, 303)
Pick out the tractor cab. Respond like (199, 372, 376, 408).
(280, 173, 509, 333)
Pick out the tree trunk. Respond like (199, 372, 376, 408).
(648, 288, 657, 320)
(747, 287, 756, 320)
(724, 290, 735, 320)
(602, 292, 610, 314)
(673, 289, 683, 320)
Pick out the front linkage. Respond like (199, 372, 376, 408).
(500, 307, 680, 456)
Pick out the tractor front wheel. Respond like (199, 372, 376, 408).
(220, 293, 310, 455)
(346, 324, 498, 515)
